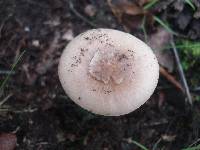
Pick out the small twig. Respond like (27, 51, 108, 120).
(36, 142, 49, 145)
(123, 138, 149, 150)
(0, 107, 38, 113)
(152, 138, 162, 150)
(159, 66, 184, 92)
(189, 138, 200, 147)
(0, 50, 25, 92)
(0, 70, 15, 75)
(170, 38, 193, 105)
(0, 93, 13, 106)
(12, 126, 21, 134)
(69, 1, 97, 27)
(14, 38, 26, 62)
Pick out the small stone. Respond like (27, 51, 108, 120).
(24, 26, 30, 32)
(62, 29, 74, 41)
(84, 4, 96, 17)
(32, 40, 40, 47)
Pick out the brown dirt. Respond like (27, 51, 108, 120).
(0, 0, 200, 150)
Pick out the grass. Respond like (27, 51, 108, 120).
(174, 40, 200, 96)
(125, 138, 200, 150)
(176, 41, 200, 56)
(143, 0, 158, 10)
(185, 0, 196, 11)
(141, 16, 148, 43)
(124, 139, 149, 150)
(131, 140, 149, 150)
(153, 16, 177, 35)
(163, 41, 200, 52)
(182, 144, 200, 150)
(0, 50, 25, 92)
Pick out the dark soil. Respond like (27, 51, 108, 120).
(0, 0, 200, 150)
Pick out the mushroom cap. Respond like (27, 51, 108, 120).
(58, 28, 159, 116)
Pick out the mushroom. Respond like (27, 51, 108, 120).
(58, 28, 159, 116)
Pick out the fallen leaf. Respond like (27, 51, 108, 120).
(107, 0, 149, 31)
(121, 14, 144, 30)
(107, 0, 144, 20)
(157, 55, 174, 72)
(148, 28, 172, 50)
(0, 133, 17, 150)
(148, 28, 174, 72)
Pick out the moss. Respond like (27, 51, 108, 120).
(177, 40, 200, 101)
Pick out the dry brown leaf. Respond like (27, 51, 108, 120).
(0, 133, 17, 150)
(148, 28, 172, 50)
(148, 28, 174, 72)
(107, 0, 154, 31)
(107, 0, 144, 18)
(107, 0, 144, 22)
(122, 14, 144, 30)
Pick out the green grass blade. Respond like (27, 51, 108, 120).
(152, 138, 161, 150)
(0, 50, 25, 91)
(176, 44, 200, 49)
(141, 16, 148, 43)
(153, 16, 176, 35)
(132, 140, 149, 150)
(143, 0, 158, 10)
(130, 140, 149, 150)
(165, 43, 200, 49)
(185, 0, 195, 10)
(163, 43, 200, 51)
(182, 144, 200, 150)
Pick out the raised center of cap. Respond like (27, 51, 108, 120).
(89, 49, 129, 84)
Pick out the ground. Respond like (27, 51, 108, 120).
(0, 0, 200, 150)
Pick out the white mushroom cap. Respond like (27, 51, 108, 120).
(58, 28, 159, 116)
